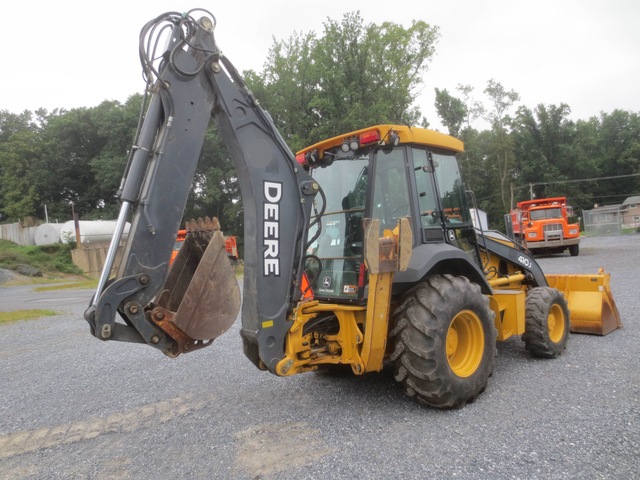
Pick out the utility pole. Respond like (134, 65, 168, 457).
(71, 203, 82, 248)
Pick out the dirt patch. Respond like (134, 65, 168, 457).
(234, 421, 335, 478)
(0, 393, 214, 459)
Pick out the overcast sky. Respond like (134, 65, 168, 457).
(3, 0, 639, 132)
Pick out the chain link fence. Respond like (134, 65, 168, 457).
(582, 207, 622, 236)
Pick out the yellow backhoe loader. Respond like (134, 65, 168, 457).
(85, 10, 621, 409)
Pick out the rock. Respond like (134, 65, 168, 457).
(15, 264, 43, 277)
(0, 268, 16, 284)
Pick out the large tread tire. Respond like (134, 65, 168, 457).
(389, 275, 497, 409)
(569, 244, 580, 257)
(522, 287, 570, 358)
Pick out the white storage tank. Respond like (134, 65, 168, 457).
(34, 223, 63, 246)
(59, 220, 130, 244)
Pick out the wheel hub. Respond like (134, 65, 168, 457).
(547, 303, 565, 343)
(446, 310, 485, 378)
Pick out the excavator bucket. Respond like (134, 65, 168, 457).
(153, 217, 241, 352)
(545, 269, 622, 335)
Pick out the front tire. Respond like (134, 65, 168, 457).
(522, 287, 570, 358)
(569, 244, 579, 256)
(390, 275, 497, 409)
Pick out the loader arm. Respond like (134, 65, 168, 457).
(85, 11, 318, 372)
(476, 228, 548, 287)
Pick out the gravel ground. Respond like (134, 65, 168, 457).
(0, 234, 638, 479)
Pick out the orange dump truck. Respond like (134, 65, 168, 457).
(509, 197, 580, 256)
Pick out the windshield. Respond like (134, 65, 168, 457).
(530, 208, 562, 220)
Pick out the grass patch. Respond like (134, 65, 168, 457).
(0, 309, 60, 325)
(0, 239, 83, 277)
(233, 262, 244, 278)
(34, 279, 98, 292)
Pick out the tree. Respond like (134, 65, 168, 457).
(483, 79, 520, 212)
(312, 13, 439, 139)
(183, 127, 243, 236)
(37, 108, 103, 219)
(511, 103, 598, 208)
(593, 110, 640, 204)
(24, 99, 141, 221)
(460, 128, 505, 227)
(512, 104, 564, 198)
(243, 31, 318, 152)
(434, 88, 467, 137)
(456, 84, 485, 132)
(0, 110, 45, 221)
(0, 129, 42, 220)
(88, 95, 143, 218)
(0, 110, 36, 143)
(245, 12, 440, 149)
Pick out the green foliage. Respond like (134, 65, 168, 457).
(245, 12, 439, 150)
(34, 279, 97, 291)
(0, 96, 142, 223)
(0, 129, 42, 219)
(0, 239, 82, 275)
(183, 126, 243, 236)
(511, 103, 593, 205)
(434, 81, 639, 230)
(513, 105, 565, 199)
(243, 31, 318, 152)
(509, 107, 640, 219)
(88, 95, 143, 204)
(482, 79, 520, 213)
(434, 88, 467, 137)
(0, 110, 44, 220)
(0, 309, 60, 325)
(594, 110, 640, 201)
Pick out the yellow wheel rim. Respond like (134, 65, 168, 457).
(446, 310, 485, 378)
(547, 303, 565, 343)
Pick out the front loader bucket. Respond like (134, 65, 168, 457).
(153, 218, 241, 353)
(546, 269, 621, 335)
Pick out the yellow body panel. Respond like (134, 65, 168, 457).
(359, 271, 393, 372)
(546, 270, 622, 335)
(276, 218, 412, 376)
(277, 301, 367, 376)
(480, 250, 524, 287)
(489, 290, 526, 341)
(297, 124, 464, 157)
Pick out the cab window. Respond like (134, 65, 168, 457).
(372, 148, 411, 233)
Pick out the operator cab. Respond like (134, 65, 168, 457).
(298, 125, 479, 303)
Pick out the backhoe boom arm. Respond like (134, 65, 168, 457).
(85, 11, 317, 372)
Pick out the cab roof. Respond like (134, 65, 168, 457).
(296, 124, 464, 157)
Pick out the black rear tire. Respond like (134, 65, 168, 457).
(390, 275, 497, 409)
(522, 287, 570, 358)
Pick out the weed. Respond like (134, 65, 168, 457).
(0, 309, 59, 325)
